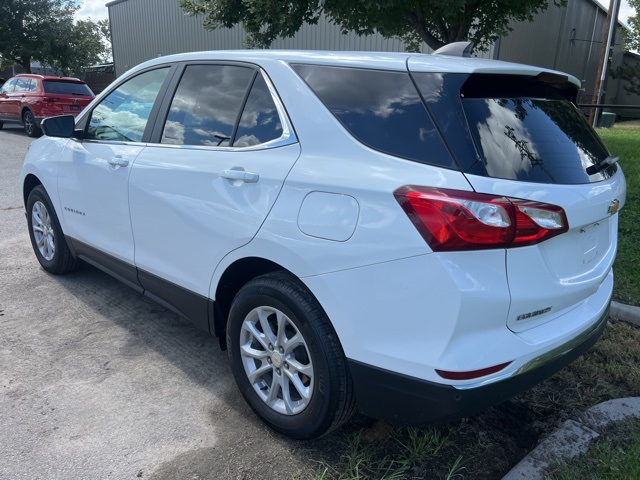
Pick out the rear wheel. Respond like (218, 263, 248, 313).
(27, 185, 79, 274)
(227, 272, 355, 439)
(22, 110, 41, 137)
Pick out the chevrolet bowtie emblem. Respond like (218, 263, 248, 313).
(607, 199, 620, 215)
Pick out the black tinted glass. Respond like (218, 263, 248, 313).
(463, 98, 615, 184)
(233, 74, 282, 147)
(293, 65, 455, 169)
(161, 65, 255, 147)
(43, 81, 93, 96)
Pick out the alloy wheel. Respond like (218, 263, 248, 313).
(31, 200, 55, 261)
(239, 305, 314, 415)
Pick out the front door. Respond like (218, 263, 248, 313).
(56, 67, 172, 285)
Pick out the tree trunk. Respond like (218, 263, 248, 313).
(20, 56, 31, 73)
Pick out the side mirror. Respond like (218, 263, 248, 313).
(41, 115, 75, 138)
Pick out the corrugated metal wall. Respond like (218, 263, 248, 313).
(497, 0, 625, 103)
(108, 0, 495, 76)
(108, 0, 633, 107)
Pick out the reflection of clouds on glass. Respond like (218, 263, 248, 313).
(88, 68, 169, 142)
(192, 128, 217, 138)
(91, 104, 111, 123)
(233, 74, 282, 147)
(475, 99, 538, 179)
(162, 120, 185, 144)
(417, 73, 444, 102)
(306, 67, 419, 119)
(232, 134, 261, 147)
(161, 65, 254, 146)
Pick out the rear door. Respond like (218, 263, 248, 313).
(129, 63, 300, 308)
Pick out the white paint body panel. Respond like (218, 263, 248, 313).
(57, 140, 144, 264)
(297, 192, 359, 242)
(465, 170, 626, 332)
(129, 143, 301, 296)
(21, 50, 621, 393)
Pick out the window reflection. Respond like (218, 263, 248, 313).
(87, 67, 169, 142)
(233, 74, 282, 147)
(293, 65, 455, 168)
(161, 65, 255, 147)
(464, 98, 614, 184)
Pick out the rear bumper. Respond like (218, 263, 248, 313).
(348, 303, 609, 425)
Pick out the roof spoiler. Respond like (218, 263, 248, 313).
(433, 41, 473, 58)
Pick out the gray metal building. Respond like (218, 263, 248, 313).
(107, 0, 639, 109)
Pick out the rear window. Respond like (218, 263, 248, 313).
(414, 72, 615, 184)
(43, 81, 93, 96)
(462, 97, 615, 184)
(292, 64, 456, 169)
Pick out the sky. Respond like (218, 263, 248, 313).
(75, 0, 636, 26)
(75, 0, 109, 21)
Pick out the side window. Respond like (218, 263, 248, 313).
(233, 74, 283, 147)
(1, 78, 18, 93)
(27, 79, 37, 91)
(292, 64, 456, 169)
(86, 67, 170, 142)
(14, 78, 31, 92)
(161, 65, 255, 147)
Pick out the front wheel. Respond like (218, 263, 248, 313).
(26, 185, 79, 274)
(22, 110, 41, 137)
(227, 272, 355, 439)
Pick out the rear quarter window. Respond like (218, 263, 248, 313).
(292, 64, 456, 169)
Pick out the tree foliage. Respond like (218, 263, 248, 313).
(624, 0, 640, 52)
(612, 0, 640, 96)
(0, 0, 110, 75)
(179, 0, 565, 52)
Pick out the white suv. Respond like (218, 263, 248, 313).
(21, 49, 626, 439)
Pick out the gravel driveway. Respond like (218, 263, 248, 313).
(0, 125, 314, 479)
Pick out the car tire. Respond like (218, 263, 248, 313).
(22, 110, 41, 137)
(227, 272, 355, 439)
(27, 185, 80, 274)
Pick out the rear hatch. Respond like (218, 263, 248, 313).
(409, 63, 626, 332)
(42, 79, 94, 115)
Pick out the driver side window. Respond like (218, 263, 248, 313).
(86, 67, 169, 142)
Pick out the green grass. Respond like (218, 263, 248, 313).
(597, 123, 640, 305)
(545, 418, 640, 480)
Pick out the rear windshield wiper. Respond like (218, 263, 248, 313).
(586, 155, 618, 176)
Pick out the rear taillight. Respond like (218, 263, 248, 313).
(394, 186, 568, 251)
(41, 97, 58, 103)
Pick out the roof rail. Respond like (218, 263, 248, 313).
(433, 41, 473, 58)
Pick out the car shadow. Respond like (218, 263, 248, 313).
(52, 261, 361, 478)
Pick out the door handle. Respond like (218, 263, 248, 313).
(108, 156, 129, 167)
(219, 168, 259, 183)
